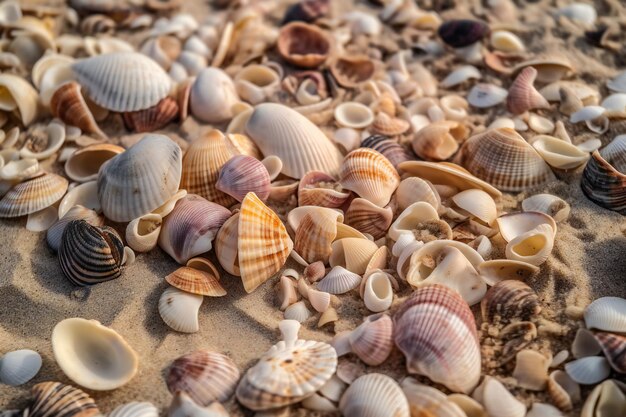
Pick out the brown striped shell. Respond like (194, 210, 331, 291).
(297, 171, 350, 208)
(345, 197, 393, 240)
(339, 148, 400, 207)
(0, 172, 68, 218)
(594, 332, 626, 373)
(294, 209, 339, 264)
(26, 382, 100, 417)
(360, 134, 412, 170)
(122, 96, 179, 133)
(581, 136, 626, 214)
(480, 280, 541, 324)
(165, 266, 226, 297)
(216, 155, 271, 203)
(50, 81, 106, 139)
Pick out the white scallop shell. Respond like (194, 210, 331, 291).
(158, 286, 204, 333)
(584, 297, 626, 333)
(109, 402, 159, 417)
(564, 356, 611, 385)
(478, 377, 526, 417)
(234, 65, 281, 105)
(467, 83, 508, 108)
(440, 65, 481, 88)
(317, 266, 361, 294)
(0, 349, 42, 386)
(190, 68, 241, 123)
(343, 11, 382, 36)
(339, 374, 410, 417)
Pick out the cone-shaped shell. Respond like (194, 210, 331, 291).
(581, 137, 626, 214)
(65, 143, 124, 183)
(238, 192, 293, 293)
(339, 148, 400, 207)
(50, 81, 105, 138)
(166, 266, 226, 297)
(245, 103, 343, 179)
(72, 52, 173, 112)
(158, 286, 203, 333)
(216, 155, 271, 202)
(393, 284, 481, 393)
(507, 67, 550, 115)
(166, 350, 240, 405)
(122, 96, 179, 133)
(348, 314, 394, 366)
(454, 128, 556, 192)
(51, 318, 138, 390)
(481, 280, 541, 324)
(0, 172, 68, 218)
(26, 381, 100, 417)
(97, 134, 182, 222)
(339, 373, 410, 417)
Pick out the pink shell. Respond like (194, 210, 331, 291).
(216, 155, 271, 202)
(349, 313, 394, 366)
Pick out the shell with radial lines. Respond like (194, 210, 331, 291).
(25, 381, 100, 417)
(0, 172, 68, 218)
(339, 148, 400, 207)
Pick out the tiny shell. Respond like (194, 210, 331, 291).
(360, 134, 412, 170)
(441, 65, 481, 88)
(438, 19, 489, 48)
(402, 378, 466, 417)
(339, 373, 410, 417)
(0, 349, 42, 386)
(159, 286, 203, 333)
(168, 391, 230, 417)
(317, 266, 361, 294)
(371, 112, 410, 136)
(284, 300, 312, 322)
(481, 279, 541, 323)
(395, 177, 440, 212)
(478, 377, 526, 417)
(50, 82, 106, 139)
(334, 102, 374, 129)
(345, 198, 393, 240)
(297, 171, 350, 208)
(505, 224, 554, 265)
(125, 213, 162, 253)
(329, 237, 378, 275)
(490, 30, 525, 53)
(594, 332, 626, 373)
(361, 269, 394, 313)
(122, 96, 179, 133)
(411, 121, 463, 161)
(512, 349, 551, 390)
(548, 370, 580, 411)
(467, 83, 508, 108)
(451, 189, 497, 225)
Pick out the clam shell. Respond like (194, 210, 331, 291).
(481, 280, 541, 323)
(339, 148, 400, 207)
(168, 391, 230, 417)
(330, 55, 375, 88)
(190, 68, 240, 123)
(0, 172, 68, 218)
(441, 65, 481, 88)
(581, 137, 626, 214)
(0, 349, 42, 386)
(297, 171, 350, 208)
(447, 394, 486, 417)
(59, 220, 124, 286)
(122, 96, 179, 133)
(401, 378, 466, 417)
(277, 22, 330, 68)
(26, 206, 58, 232)
(477, 259, 539, 286)
(215, 212, 240, 276)
(581, 379, 626, 417)
(348, 314, 393, 366)
(50, 81, 105, 139)
(0, 158, 38, 182)
(506, 67, 550, 115)
(452, 189, 497, 225)
(467, 83, 508, 108)
(547, 370, 580, 411)
(505, 223, 554, 265)
(490, 30, 525, 53)
(393, 284, 481, 393)
(454, 128, 556, 192)
(512, 56, 574, 84)
(97, 134, 182, 222)
(532, 135, 589, 170)
(166, 350, 240, 405)
(109, 402, 158, 417)
(72, 52, 173, 112)
(65, 143, 124, 183)
(52, 318, 138, 390)
(245, 103, 343, 179)
(345, 197, 393, 240)
(125, 213, 162, 253)
(216, 155, 271, 203)
(0, 73, 39, 125)
(339, 373, 410, 417)
(478, 377, 526, 417)
(166, 266, 226, 297)
(308, 288, 330, 312)
(496, 211, 557, 243)
(284, 300, 312, 322)
(572, 328, 602, 359)
(329, 237, 378, 275)
(334, 102, 374, 129)
(158, 285, 203, 333)
(26, 381, 100, 417)
(522, 193, 570, 222)
(512, 349, 551, 390)
(388, 201, 439, 241)
(558, 3, 596, 26)
(18, 123, 66, 161)
(595, 332, 626, 373)
(58, 181, 101, 218)
(362, 269, 394, 312)
(360, 134, 412, 170)
(317, 265, 361, 294)
(395, 177, 440, 212)
(46, 205, 103, 252)
(565, 356, 611, 385)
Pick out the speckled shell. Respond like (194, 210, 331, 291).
(26, 382, 100, 417)
(166, 350, 240, 405)
(58, 220, 124, 286)
(216, 155, 271, 203)
(339, 148, 400, 207)
(481, 280, 541, 324)
(0, 172, 68, 218)
(97, 134, 182, 222)
(581, 137, 626, 214)
(345, 197, 393, 240)
(297, 171, 350, 208)
(245, 103, 343, 179)
(360, 134, 412, 170)
(348, 314, 394, 366)
(165, 266, 226, 297)
(454, 128, 556, 192)
(122, 96, 179, 133)
(46, 205, 104, 252)
(72, 52, 173, 112)
(339, 373, 410, 417)
(393, 284, 481, 393)
(50, 81, 105, 138)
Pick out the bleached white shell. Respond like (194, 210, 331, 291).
(0, 158, 39, 181)
(467, 83, 507, 108)
(317, 266, 361, 294)
(557, 3, 597, 26)
(477, 259, 539, 286)
(565, 356, 611, 385)
(72, 52, 173, 112)
(505, 224, 554, 266)
(532, 135, 590, 169)
(343, 11, 382, 36)
(362, 270, 393, 313)
(388, 201, 439, 241)
(601, 94, 626, 112)
(234, 65, 281, 105)
(109, 402, 159, 417)
(190, 67, 241, 123)
(607, 71, 626, 93)
(339, 374, 410, 417)
(0, 349, 42, 386)
(26, 206, 58, 232)
(478, 377, 526, 417)
(522, 194, 570, 222)
(539, 81, 600, 103)
(580, 380, 626, 417)
(334, 102, 374, 129)
(452, 189, 497, 224)
(528, 114, 555, 134)
(570, 106, 605, 123)
(126, 213, 162, 253)
(526, 403, 564, 417)
(440, 65, 481, 88)
(284, 301, 312, 322)
(584, 297, 626, 333)
(496, 211, 557, 242)
(159, 286, 204, 333)
(58, 181, 100, 219)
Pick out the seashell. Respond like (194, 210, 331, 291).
(214, 212, 240, 275)
(277, 22, 330, 68)
(467, 83, 507, 109)
(0, 73, 39, 126)
(571, 328, 602, 359)
(125, 213, 161, 253)
(411, 121, 463, 161)
(608, 71, 626, 94)
(58, 180, 101, 219)
(496, 211, 557, 243)
(159, 285, 203, 333)
(26, 206, 58, 232)
(329, 237, 378, 275)
(361, 269, 394, 313)
(540, 81, 600, 105)
(505, 223, 554, 265)
(0, 172, 68, 218)
(548, 370, 580, 412)
(80, 14, 115, 35)
(107, 402, 158, 417)
(438, 19, 489, 48)
(339, 148, 400, 207)
(441, 65, 481, 88)
(371, 112, 410, 136)
(72, 52, 173, 112)
(140, 35, 181, 70)
(394, 284, 481, 393)
(65, 143, 124, 183)
(481, 279, 541, 324)
(234, 65, 281, 105)
(297, 171, 350, 208)
(506, 67, 550, 115)
(532, 135, 589, 170)
(388, 201, 439, 241)
(190, 68, 241, 123)
(512, 349, 551, 390)
(168, 391, 230, 417)
(166, 350, 239, 405)
(0, 158, 40, 181)
(342, 10, 381, 36)
(294, 209, 340, 264)
(345, 198, 393, 240)
(581, 137, 626, 214)
(584, 297, 626, 334)
(490, 30, 524, 53)
(513, 57, 574, 84)
(98, 134, 182, 222)
(527, 113, 555, 134)
(601, 94, 626, 113)
(477, 259, 539, 286)
(522, 193, 570, 222)
(304, 261, 325, 282)
(594, 332, 626, 373)
(283, 0, 329, 23)
(334, 102, 374, 129)
(330, 55, 375, 88)
(216, 155, 271, 203)
(261, 155, 283, 182)
(18, 124, 65, 161)
(277, 276, 297, 311)
(122, 96, 179, 133)
(26, 381, 100, 417)
(360, 134, 412, 170)
(454, 128, 556, 192)
(402, 378, 466, 417)
(581, 379, 626, 417)
(47, 205, 103, 252)
(284, 300, 312, 322)
(317, 265, 361, 294)
(339, 373, 410, 417)
(565, 356, 611, 385)
(452, 189, 497, 225)
(177, 51, 207, 76)
(166, 266, 225, 297)
(246, 103, 343, 179)
(0, 349, 42, 386)
(557, 3, 597, 26)
(52, 318, 138, 390)
(50, 82, 105, 139)
(447, 394, 486, 417)
(158, 194, 231, 265)
(184, 35, 211, 58)
(478, 377, 526, 417)
(348, 314, 393, 366)
(395, 177, 440, 212)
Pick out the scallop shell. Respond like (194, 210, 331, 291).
(393, 284, 481, 393)
(216, 155, 271, 203)
(108, 402, 158, 417)
(411, 121, 463, 161)
(547, 370, 580, 411)
(522, 193, 570, 222)
(65, 143, 124, 183)
(0, 172, 68, 218)
(401, 378, 466, 417)
(297, 171, 350, 208)
(122, 96, 179, 133)
(59, 220, 124, 286)
(52, 318, 138, 390)
(50, 82, 105, 139)
(345, 198, 393, 240)
(565, 356, 611, 385)
(284, 300, 312, 322)
(0, 73, 39, 125)
(348, 314, 393, 366)
(158, 285, 203, 333)
(360, 134, 412, 170)
(168, 391, 230, 417)
(46, 205, 104, 252)
(329, 237, 378, 275)
(339, 148, 399, 207)
(478, 377, 526, 417)
(454, 128, 556, 192)
(467, 83, 508, 108)
(166, 266, 226, 297)
(532, 135, 590, 170)
(26, 381, 100, 417)
(190, 68, 240, 123)
(330, 55, 375, 88)
(506, 67, 550, 115)
(581, 137, 626, 214)
(125, 213, 162, 253)
(317, 266, 361, 294)
(395, 177, 441, 212)
(245, 103, 343, 179)
(72, 52, 173, 112)
(0, 349, 42, 386)
(166, 350, 240, 405)
(97, 134, 182, 222)
(477, 259, 539, 286)
(594, 332, 626, 373)
(452, 189, 497, 225)
(481, 279, 541, 323)
(294, 208, 340, 264)
(277, 22, 330, 68)
(339, 373, 410, 417)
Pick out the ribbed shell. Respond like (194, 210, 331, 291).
(371, 112, 411, 136)
(0, 173, 68, 218)
(317, 266, 361, 294)
(581, 137, 626, 214)
(345, 197, 393, 240)
(97, 134, 182, 222)
(297, 171, 350, 208)
(294, 211, 338, 264)
(245, 103, 343, 179)
(50, 81, 105, 138)
(349, 314, 394, 366)
(339, 373, 410, 417)
(584, 296, 626, 333)
(481, 280, 541, 323)
(594, 332, 626, 373)
(165, 266, 226, 296)
(158, 286, 203, 333)
(506, 67, 550, 115)
(26, 382, 100, 417)
(0, 349, 42, 386)
(454, 128, 556, 192)
(47, 205, 104, 252)
(339, 148, 400, 207)
(58, 220, 124, 286)
(401, 378, 466, 417)
(393, 284, 481, 393)
(72, 52, 173, 112)
(238, 192, 293, 293)
(122, 96, 179, 133)
(214, 213, 240, 276)
(360, 134, 412, 170)
(166, 350, 240, 405)
(108, 402, 158, 417)
(216, 155, 271, 202)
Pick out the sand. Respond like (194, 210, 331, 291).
(1, 0, 626, 416)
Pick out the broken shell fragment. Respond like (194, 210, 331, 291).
(277, 22, 330, 68)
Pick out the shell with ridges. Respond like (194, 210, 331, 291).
(0, 172, 68, 218)
(360, 134, 412, 170)
(481, 279, 541, 323)
(411, 121, 464, 161)
(294, 208, 340, 264)
(478, 377, 526, 417)
(522, 193, 570, 222)
(158, 285, 203, 333)
(0, 349, 42, 386)
(594, 332, 626, 373)
(506, 67, 550, 115)
(216, 155, 271, 203)
(395, 177, 441, 212)
(581, 136, 626, 214)
(329, 237, 378, 275)
(547, 370, 580, 411)
(122, 96, 179, 133)
(108, 402, 158, 417)
(168, 391, 230, 417)
(46, 205, 103, 252)
(297, 171, 350, 208)
(50, 81, 105, 139)
(565, 356, 611, 385)
(348, 314, 393, 366)
(339, 148, 400, 207)
(165, 266, 226, 297)
(26, 381, 100, 417)
(345, 197, 393, 240)
(317, 266, 361, 294)
(339, 373, 409, 417)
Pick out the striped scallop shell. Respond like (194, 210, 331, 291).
(72, 52, 173, 112)
(50, 81, 105, 138)
(46, 205, 104, 252)
(245, 103, 343, 179)
(97, 134, 182, 222)
(339, 373, 410, 417)
(360, 134, 412, 170)
(108, 402, 158, 417)
(329, 237, 379, 275)
(297, 171, 350, 208)
(216, 155, 271, 203)
(166, 350, 240, 405)
(238, 192, 293, 293)
(317, 266, 361, 294)
(481, 280, 541, 324)
(58, 220, 124, 286)
(506, 67, 550, 115)
(454, 128, 556, 192)
(345, 198, 393, 240)
(165, 266, 226, 297)
(349, 314, 394, 366)
(339, 148, 400, 207)
(0, 173, 68, 218)
(581, 137, 626, 214)
(26, 382, 100, 417)
(393, 284, 481, 393)
(294, 209, 339, 264)
(122, 96, 179, 133)
(594, 332, 626, 373)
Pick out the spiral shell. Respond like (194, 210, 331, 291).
(0, 172, 68, 218)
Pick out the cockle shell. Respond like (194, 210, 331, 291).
(52, 318, 138, 390)
(348, 314, 393, 366)
(166, 266, 225, 297)
(0, 172, 68, 218)
(454, 128, 556, 192)
(216, 155, 271, 203)
(108, 402, 158, 417)
(245, 103, 343, 179)
(122, 96, 179, 133)
(360, 134, 412, 170)
(72, 52, 173, 112)
(584, 297, 626, 333)
(190, 68, 241, 123)
(411, 121, 463, 161)
(339, 148, 399, 207)
(506, 67, 550, 115)
(59, 220, 124, 286)
(522, 193, 570, 222)
(330, 55, 375, 88)
(277, 22, 331, 68)
(581, 379, 626, 417)
(0, 73, 39, 125)
(169, 391, 230, 417)
(345, 198, 393, 240)
(481, 279, 541, 324)
(297, 171, 350, 208)
(65, 143, 124, 183)
(329, 237, 378, 275)
(476, 377, 526, 417)
(395, 177, 441, 212)
(593, 332, 626, 373)
(158, 194, 231, 264)
(532, 135, 590, 170)
(159, 285, 204, 333)
(477, 259, 539, 285)
(0, 158, 38, 181)
(401, 378, 466, 417)
(26, 381, 100, 417)
(125, 213, 162, 253)
(317, 266, 361, 294)
(565, 356, 611, 385)
(46, 205, 104, 252)
(97, 134, 182, 222)
(50, 81, 105, 139)
(166, 350, 240, 405)
(293, 208, 340, 264)
(339, 373, 410, 417)
(0, 349, 42, 386)
(581, 137, 626, 214)
(394, 284, 481, 393)
(505, 224, 554, 265)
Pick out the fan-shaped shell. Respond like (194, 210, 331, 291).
(594, 332, 626, 373)
(584, 297, 626, 333)
(0, 172, 68, 218)
(506, 67, 550, 115)
(216, 155, 271, 203)
(0, 349, 42, 386)
(581, 137, 626, 214)
(317, 266, 361, 294)
(294, 208, 340, 264)
(522, 193, 570, 222)
(159, 285, 203, 333)
(348, 314, 394, 366)
(329, 237, 378, 275)
(565, 356, 611, 385)
(411, 121, 464, 161)
(339, 373, 410, 417)
(65, 143, 124, 183)
(166, 266, 226, 297)
(481, 280, 541, 323)
(395, 177, 441, 212)
(50, 81, 105, 138)
(122, 96, 179, 133)
(26, 381, 100, 417)
(169, 391, 230, 417)
(108, 402, 158, 417)
(339, 148, 400, 207)
(360, 134, 412, 170)
(345, 197, 393, 240)
(452, 189, 497, 225)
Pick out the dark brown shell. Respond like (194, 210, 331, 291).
(282, 0, 329, 24)
(122, 96, 179, 133)
(50, 82, 106, 138)
(277, 22, 331, 68)
(581, 138, 626, 214)
(438, 19, 490, 48)
(27, 382, 100, 417)
(481, 280, 541, 324)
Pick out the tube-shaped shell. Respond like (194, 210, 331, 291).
(26, 381, 100, 417)
(339, 373, 410, 417)
(505, 224, 554, 265)
(345, 198, 393, 240)
(72, 52, 173, 112)
(0, 73, 39, 125)
(50, 81, 105, 138)
(581, 137, 626, 214)
(393, 284, 481, 393)
(0, 349, 42, 386)
(584, 297, 626, 333)
(339, 148, 400, 207)
(65, 143, 124, 183)
(158, 286, 203, 333)
(216, 155, 271, 202)
(245, 103, 343, 179)
(190, 68, 240, 123)
(507, 67, 550, 115)
(297, 171, 350, 208)
(97, 134, 182, 222)
(329, 237, 378, 275)
(348, 314, 393, 366)
(0, 172, 68, 218)
(401, 378, 466, 417)
(165, 266, 226, 297)
(125, 213, 162, 253)
(52, 318, 138, 390)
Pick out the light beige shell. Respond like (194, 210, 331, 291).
(581, 379, 626, 417)
(0, 73, 39, 125)
(190, 67, 241, 123)
(215, 212, 240, 276)
(522, 193, 570, 222)
(476, 377, 526, 417)
(159, 285, 204, 333)
(347, 314, 393, 366)
(513, 350, 551, 390)
(294, 207, 341, 264)
(126, 213, 162, 253)
(65, 143, 124, 183)
(388, 201, 439, 241)
(505, 224, 554, 265)
(513, 56, 574, 84)
(345, 198, 393, 240)
(339, 148, 400, 207)
(548, 370, 580, 412)
(411, 121, 464, 161)
(451, 189, 497, 225)
(0, 172, 68, 218)
(477, 259, 539, 286)
(26, 381, 100, 417)
(532, 135, 590, 170)
(329, 237, 378, 275)
(234, 64, 281, 105)
(339, 374, 410, 417)
(395, 177, 441, 212)
(298, 171, 350, 208)
(401, 378, 466, 417)
(361, 269, 394, 312)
